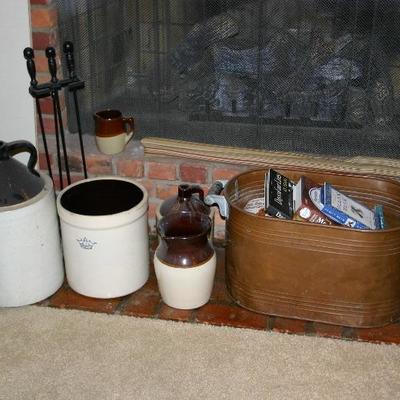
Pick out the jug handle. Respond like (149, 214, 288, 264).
(188, 185, 204, 201)
(0, 140, 38, 174)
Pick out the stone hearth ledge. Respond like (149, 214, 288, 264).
(42, 133, 400, 179)
(141, 137, 400, 179)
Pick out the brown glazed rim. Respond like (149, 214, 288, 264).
(95, 109, 122, 120)
(156, 252, 214, 268)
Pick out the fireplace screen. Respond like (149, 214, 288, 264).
(57, 0, 400, 157)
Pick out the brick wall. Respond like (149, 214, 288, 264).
(30, 0, 65, 136)
(37, 135, 249, 238)
(29, 0, 251, 239)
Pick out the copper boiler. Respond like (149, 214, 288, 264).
(206, 168, 400, 328)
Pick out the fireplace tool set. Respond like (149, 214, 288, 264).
(23, 42, 87, 189)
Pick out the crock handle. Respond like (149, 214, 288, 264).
(0, 140, 38, 173)
(205, 180, 229, 218)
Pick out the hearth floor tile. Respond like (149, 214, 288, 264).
(214, 246, 226, 281)
(209, 279, 234, 304)
(47, 284, 123, 314)
(37, 239, 400, 345)
(159, 304, 193, 322)
(354, 323, 400, 345)
(119, 278, 161, 318)
(313, 322, 346, 340)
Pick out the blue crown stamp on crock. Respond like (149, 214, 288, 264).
(76, 237, 97, 250)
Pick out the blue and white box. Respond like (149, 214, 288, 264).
(318, 183, 377, 229)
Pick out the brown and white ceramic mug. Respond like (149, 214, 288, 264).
(94, 109, 135, 155)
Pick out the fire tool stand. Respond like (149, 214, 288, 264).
(23, 42, 88, 189)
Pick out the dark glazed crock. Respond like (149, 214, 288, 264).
(0, 140, 43, 207)
(156, 212, 213, 268)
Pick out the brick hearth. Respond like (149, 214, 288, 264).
(38, 238, 400, 345)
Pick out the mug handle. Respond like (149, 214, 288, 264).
(123, 117, 135, 143)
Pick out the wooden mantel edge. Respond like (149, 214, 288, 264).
(142, 137, 400, 178)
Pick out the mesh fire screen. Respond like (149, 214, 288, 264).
(57, 0, 400, 157)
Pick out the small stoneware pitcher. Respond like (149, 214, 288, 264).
(154, 212, 216, 309)
(94, 109, 135, 155)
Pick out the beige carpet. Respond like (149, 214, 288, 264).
(0, 307, 399, 400)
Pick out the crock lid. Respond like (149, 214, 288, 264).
(0, 140, 44, 207)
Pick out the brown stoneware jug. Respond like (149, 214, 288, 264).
(156, 184, 214, 238)
(154, 212, 216, 309)
(158, 184, 210, 217)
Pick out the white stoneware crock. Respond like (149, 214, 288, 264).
(57, 177, 149, 298)
(0, 173, 64, 307)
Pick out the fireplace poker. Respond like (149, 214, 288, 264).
(23, 48, 53, 180)
(63, 41, 87, 179)
(50, 81, 64, 190)
(45, 47, 71, 188)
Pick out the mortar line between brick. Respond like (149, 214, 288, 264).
(305, 321, 316, 336)
(153, 300, 163, 319)
(176, 160, 180, 181)
(31, 29, 57, 36)
(30, 3, 57, 9)
(111, 156, 118, 175)
(341, 326, 356, 341)
(189, 310, 196, 323)
(266, 316, 276, 331)
(143, 160, 149, 178)
(113, 296, 132, 315)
